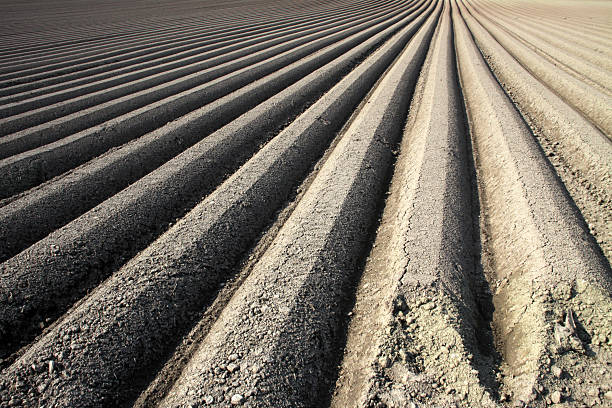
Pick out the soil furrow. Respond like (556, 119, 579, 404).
(0, 0, 377, 73)
(0, 11, 404, 258)
(0, 0, 432, 378)
(460, 1, 612, 137)
(0, 0, 426, 319)
(0, 0, 347, 61)
(0, 2, 424, 198)
(0, 0, 400, 101)
(471, 0, 612, 73)
(0, 1, 610, 406)
(0, 16, 312, 76)
(457, 0, 612, 261)
(0, 0, 394, 87)
(160, 4, 439, 406)
(467, 0, 612, 95)
(332, 5, 498, 406)
(0, 1, 410, 137)
(0, 4, 436, 404)
(454, 3, 612, 406)
(478, 0, 612, 48)
(0, 10, 293, 60)
(0, 0, 359, 51)
(0, 4, 390, 115)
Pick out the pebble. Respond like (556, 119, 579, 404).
(588, 387, 599, 397)
(575, 279, 588, 294)
(422, 302, 435, 310)
(551, 390, 562, 404)
(229, 354, 239, 362)
(230, 394, 244, 405)
(604, 391, 612, 401)
(378, 356, 390, 368)
(48, 360, 55, 374)
(551, 365, 563, 378)
(227, 363, 239, 373)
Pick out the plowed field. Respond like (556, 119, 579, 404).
(0, 0, 611, 407)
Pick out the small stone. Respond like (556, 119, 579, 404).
(378, 356, 390, 368)
(551, 365, 563, 378)
(422, 302, 435, 310)
(551, 390, 562, 404)
(604, 391, 612, 401)
(227, 363, 239, 373)
(229, 354, 239, 361)
(48, 360, 55, 374)
(588, 387, 600, 397)
(230, 394, 244, 405)
(575, 279, 588, 294)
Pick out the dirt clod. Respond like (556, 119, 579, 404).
(551, 390, 562, 404)
(230, 394, 244, 405)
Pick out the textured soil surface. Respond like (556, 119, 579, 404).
(0, 0, 610, 407)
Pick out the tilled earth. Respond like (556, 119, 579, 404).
(0, 0, 610, 407)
